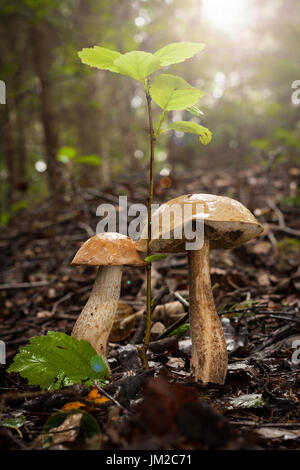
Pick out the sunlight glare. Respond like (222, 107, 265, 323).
(202, 0, 256, 34)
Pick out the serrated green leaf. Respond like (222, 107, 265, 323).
(78, 46, 121, 73)
(114, 51, 162, 83)
(144, 254, 168, 263)
(8, 332, 109, 390)
(166, 121, 212, 145)
(168, 323, 190, 337)
(77, 155, 102, 166)
(154, 42, 205, 66)
(150, 74, 204, 111)
(187, 104, 204, 117)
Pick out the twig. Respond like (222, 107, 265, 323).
(157, 291, 190, 340)
(268, 224, 300, 238)
(267, 198, 300, 238)
(0, 281, 50, 291)
(131, 287, 169, 346)
(253, 323, 300, 353)
(0, 388, 78, 421)
(51, 292, 74, 315)
(157, 312, 189, 340)
(78, 222, 94, 238)
(269, 314, 300, 324)
(92, 381, 132, 415)
(229, 421, 300, 428)
(173, 291, 189, 309)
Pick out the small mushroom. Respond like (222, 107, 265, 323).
(71, 233, 145, 361)
(137, 194, 263, 384)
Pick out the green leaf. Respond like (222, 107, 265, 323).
(77, 155, 102, 166)
(57, 146, 77, 163)
(154, 42, 205, 66)
(11, 200, 28, 214)
(166, 121, 212, 145)
(0, 212, 10, 225)
(78, 46, 121, 73)
(168, 323, 190, 337)
(150, 74, 204, 111)
(8, 332, 109, 390)
(114, 51, 162, 83)
(0, 415, 26, 439)
(250, 139, 270, 152)
(144, 254, 168, 263)
(187, 104, 204, 117)
(0, 415, 26, 430)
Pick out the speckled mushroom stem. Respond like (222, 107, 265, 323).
(72, 266, 122, 360)
(188, 238, 228, 384)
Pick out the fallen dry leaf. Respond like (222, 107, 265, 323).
(51, 412, 82, 445)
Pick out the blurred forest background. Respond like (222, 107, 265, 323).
(0, 0, 300, 224)
(1, 1, 300, 451)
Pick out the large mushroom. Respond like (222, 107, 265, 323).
(137, 194, 263, 384)
(71, 233, 145, 361)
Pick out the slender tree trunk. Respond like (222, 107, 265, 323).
(15, 96, 27, 193)
(4, 103, 16, 213)
(30, 22, 61, 231)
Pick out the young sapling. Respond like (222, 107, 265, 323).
(78, 42, 212, 367)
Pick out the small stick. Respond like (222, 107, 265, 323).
(135, 287, 169, 354)
(157, 312, 189, 340)
(173, 291, 189, 309)
(92, 381, 132, 415)
(0, 281, 50, 291)
(156, 291, 190, 340)
(0, 388, 78, 421)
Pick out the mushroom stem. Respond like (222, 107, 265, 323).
(72, 266, 122, 359)
(188, 238, 228, 384)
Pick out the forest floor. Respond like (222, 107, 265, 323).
(0, 165, 299, 450)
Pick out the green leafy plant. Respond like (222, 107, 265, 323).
(281, 195, 300, 208)
(57, 146, 102, 167)
(144, 253, 168, 263)
(0, 211, 10, 226)
(78, 42, 212, 367)
(0, 415, 26, 439)
(56, 146, 102, 196)
(168, 323, 190, 337)
(278, 237, 300, 253)
(8, 331, 109, 390)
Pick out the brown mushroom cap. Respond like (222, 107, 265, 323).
(137, 194, 263, 253)
(72, 232, 146, 266)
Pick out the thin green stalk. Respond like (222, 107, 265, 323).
(138, 84, 156, 369)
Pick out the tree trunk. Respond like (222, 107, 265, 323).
(3, 103, 16, 213)
(30, 22, 61, 231)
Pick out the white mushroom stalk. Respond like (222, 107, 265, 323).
(71, 233, 146, 364)
(188, 238, 227, 384)
(72, 265, 122, 358)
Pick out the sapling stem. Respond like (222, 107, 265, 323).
(138, 84, 156, 369)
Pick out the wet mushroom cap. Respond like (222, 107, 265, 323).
(72, 232, 146, 266)
(137, 194, 264, 253)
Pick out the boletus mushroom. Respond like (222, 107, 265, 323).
(71, 233, 145, 362)
(137, 194, 263, 385)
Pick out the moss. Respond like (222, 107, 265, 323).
(278, 237, 300, 253)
